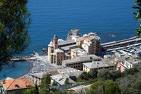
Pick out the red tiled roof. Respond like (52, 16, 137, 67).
(3, 77, 34, 91)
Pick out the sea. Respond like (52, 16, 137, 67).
(0, 0, 138, 79)
(23, 0, 137, 55)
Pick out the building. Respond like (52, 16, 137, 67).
(47, 30, 77, 65)
(76, 32, 100, 55)
(48, 35, 66, 65)
(67, 29, 81, 41)
(29, 66, 82, 86)
(115, 58, 139, 73)
(51, 74, 75, 87)
(83, 61, 115, 73)
(71, 48, 87, 59)
(0, 77, 34, 94)
(30, 72, 50, 86)
(48, 29, 101, 65)
(67, 84, 91, 94)
(50, 67, 82, 90)
(62, 55, 101, 70)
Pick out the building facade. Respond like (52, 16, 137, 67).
(48, 29, 101, 65)
(0, 77, 33, 94)
(83, 61, 115, 73)
(76, 33, 100, 55)
(62, 55, 101, 70)
(48, 35, 65, 65)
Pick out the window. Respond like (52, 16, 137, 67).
(51, 49, 54, 53)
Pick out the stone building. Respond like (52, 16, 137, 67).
(62, 55, 101, 70)
(70, 48, 87, 59)
(67, 29, 80, 41)
(76, 32, 100, 55)
(115, 58, 139, 73)
(0, 77, 34, 94)
(48, 35, 65, 65)
(48, 29, 101, 65)
(83, 61, 115, 73)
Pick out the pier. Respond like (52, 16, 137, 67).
(101, 36, 141, 50)
(11, 55, 37, 61)
(11, 52, 48, 62)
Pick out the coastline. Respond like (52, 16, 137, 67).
(19, 61, 33, 78)
(0, 35, 139, 80)
(0, 61, 32, 80)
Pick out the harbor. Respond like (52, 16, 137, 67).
(0, 32, 140, 81)
(0, 31, 141, 93)
(10, 36, 141, 62)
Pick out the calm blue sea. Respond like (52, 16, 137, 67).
(24, 0, 137, 54)
(0, 0, 138, 80)
(0, 62, 31, 80)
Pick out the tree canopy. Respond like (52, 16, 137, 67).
(39, 74, 51, 94)
(0, 0, 30, 61)
(87, 80, 121, 94)
(134, 0, 141, 36)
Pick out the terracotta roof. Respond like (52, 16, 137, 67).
(3, 77, 34, 91)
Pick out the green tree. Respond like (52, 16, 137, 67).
(133, 0, 141, 36)
(90, 80, 104, 94)
(117, 64, 141, 94)
(97, 69, 121, 81)
(97, 69, 111, 80)
(104, 80, 121, 94)
(79, 72, 92, 80)
(22, 87, 37, 94)
(39, 74, 51, 94)
(0, 0, 30, 61)
(88, 80, 121, 94)
(65, 78, 69, 84)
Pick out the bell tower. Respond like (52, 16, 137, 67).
(52, 34, 58, 49)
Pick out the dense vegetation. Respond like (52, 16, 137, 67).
(82, 63, 141, 94)
(0, 0, 30, 61)
(134, 0, 141, 36)
(87, 80, 121, 94)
